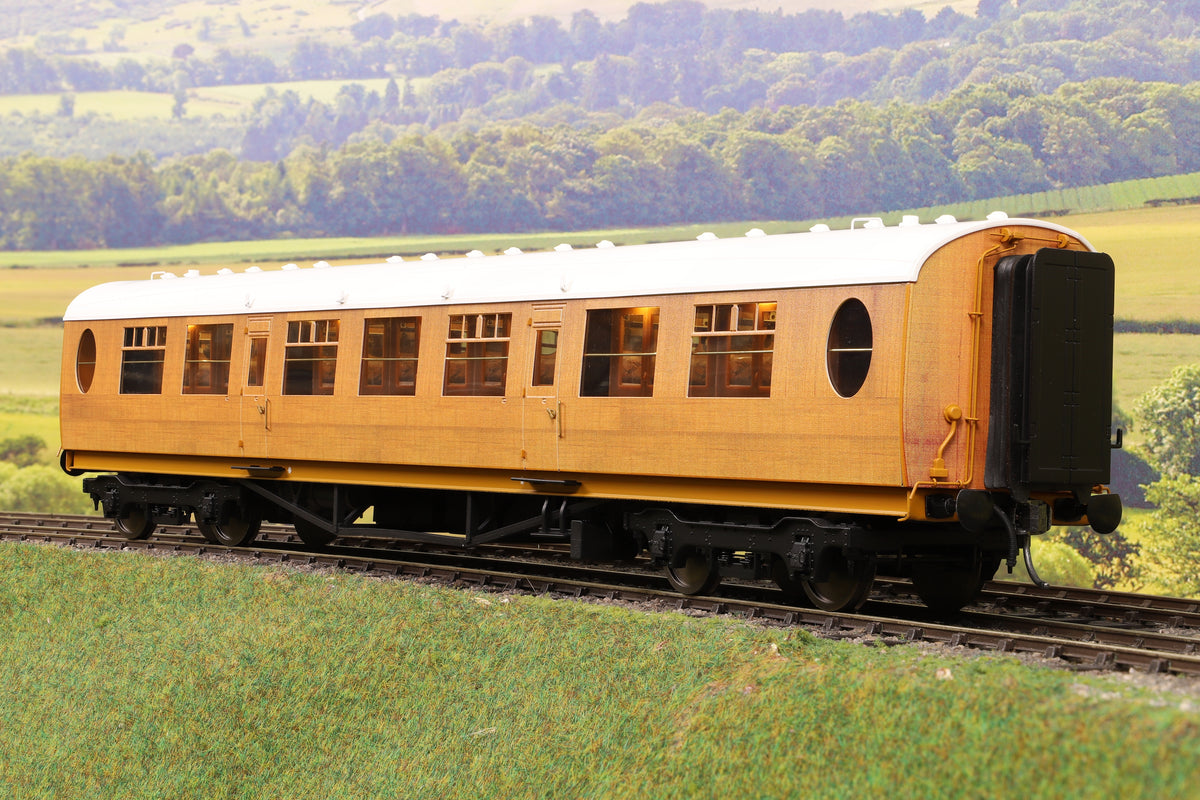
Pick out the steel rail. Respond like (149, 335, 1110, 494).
(5, 513, 1200, 677)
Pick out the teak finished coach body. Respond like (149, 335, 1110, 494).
(60, 215, 1122, 612)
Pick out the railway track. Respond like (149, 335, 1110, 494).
(6, 512, 1200, 677)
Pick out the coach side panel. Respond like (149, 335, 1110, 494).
(61, 281, 911, 497)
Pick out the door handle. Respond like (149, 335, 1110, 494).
(257, 397, 271, 431)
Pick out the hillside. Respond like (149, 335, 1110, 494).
(3, 0, 1200, 250)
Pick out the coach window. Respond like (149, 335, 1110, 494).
(119, 325, 167, 394)
(580, 307, 659, 397)
(76, 329, 96, 394)
(443, 313, 511, 396)
(531, 329, 558, 387)
(361, 317, 421, 396)
(689, 302, 775, 397)
(182, 323, 234, 395)
(283, 319, 339, 396)
(246, 337, 267, 388)
(827, 298, 873, 398)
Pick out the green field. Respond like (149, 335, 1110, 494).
(1071, 206, 1200, 323)
(0, 223, 777, 272)
(0, 541, 1195, 798)
(1114, 333, 1200, 416)
(0, 81, 403, 121)
(2, 0, 978, 64)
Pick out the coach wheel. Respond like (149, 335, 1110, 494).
(771, 556, 808, 605)
(665, 547, 721, 595)
(196, 510, 261, 547)
(802, 551, 876, 612)
(293, 517, 336, 547)
(114, 504, 155, 540)
(910, 556, 999, 615)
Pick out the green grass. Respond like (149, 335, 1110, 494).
(0, 408, 60, 452)
(895, 172, 1200, 235)
(0, 542, 1196, 798)
(0, 226, 749, 271)
(0, 327, 62, 392)
(1114, 333, 1200, 418)
(1071, 206, 1200, 323)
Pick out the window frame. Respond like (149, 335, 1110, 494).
(360, 316, 422, 396)
(283, 318, 340, 396)
(580, 307, 659, 398)
(182, 323, 234, 395)
(688, 302, 776, 398)
(826, 298, 873, 398)
(119, 324, 168, 395)
(75, 329, 96, 394)
(442, 313, 512, 397)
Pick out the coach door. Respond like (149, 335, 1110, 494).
(239, 317, 272, 457)
(522, 304, 564, 471)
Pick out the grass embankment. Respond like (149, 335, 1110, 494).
(1, 542, 1197, 798)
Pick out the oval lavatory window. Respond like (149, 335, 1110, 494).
(76, 329, 97, 393)
(826, 299, 872, 398)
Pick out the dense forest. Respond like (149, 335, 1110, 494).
(2, 0, 1200, 248)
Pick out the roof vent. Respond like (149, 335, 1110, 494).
(466, 250, 485, 258)
(899, 215, 920, 227)
(986, 211, 1010, 221)
(387, 256, 404, 264)
(697, 232, 718, 241)
(935, 215, 957, 225)
(596, 240, 615, 249)
(810, 224, 831, 233)
(745, 228, 766, 237)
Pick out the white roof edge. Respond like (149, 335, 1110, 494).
(63, 218, 1093, 322)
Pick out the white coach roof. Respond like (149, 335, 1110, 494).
(62, 216, 1092, 321)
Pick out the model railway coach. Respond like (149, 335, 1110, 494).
(60, 214, 1122, 613)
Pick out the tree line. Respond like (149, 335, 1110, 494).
(1, 76, 1198, 249)
(2, 0, 1200, 248)
(6, 0, 1200, 102)
(3, 0, 1200, 163)
(0, 2, 979, 95)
